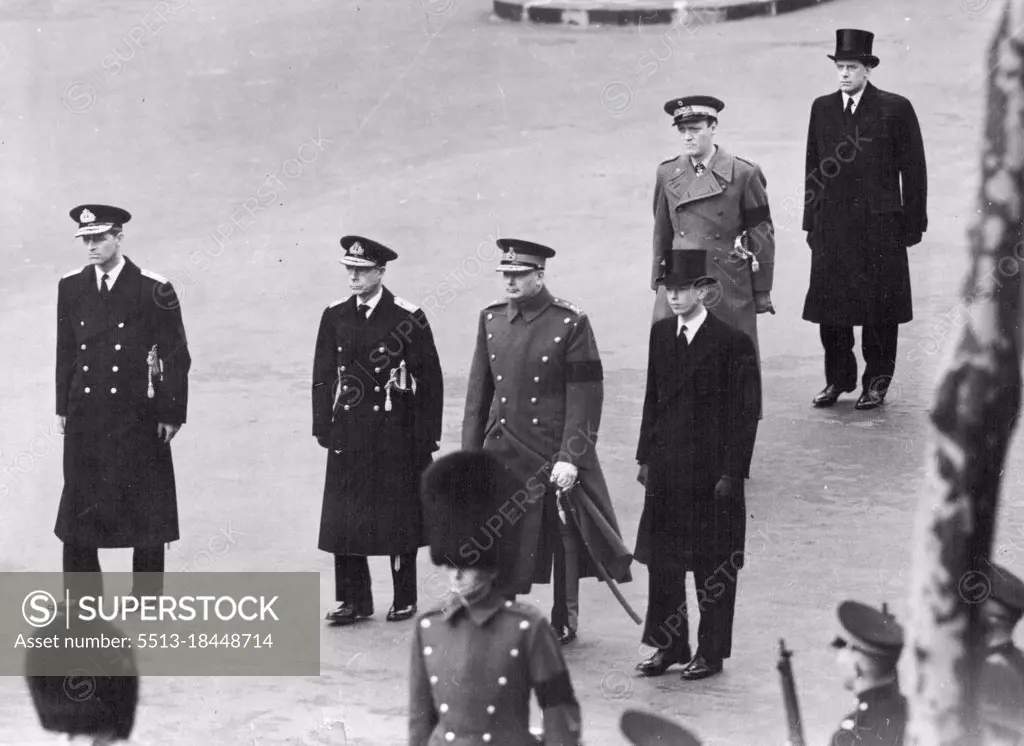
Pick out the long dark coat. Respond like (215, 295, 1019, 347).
(802, 81, 928, 326)
(634, 311, 758, 569)
(461, 287, 632, 595)
(55, 258, 190, 548)
(312, 288, 443, 556)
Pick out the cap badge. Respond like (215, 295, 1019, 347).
(674, 106, 693, 118)
(350, 242, 365, 257)
(80, 208, 95, 224)
(506, 248, 517, 263)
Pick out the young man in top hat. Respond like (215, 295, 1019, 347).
(461, 238, 632, 645)
(829, 600, 907, 745)
(650, 94, 774, 479)
(978, 563, 1024, 742)
(312, 235, 444, 626)
(802, 29, 927, 411)
(634, 249, 759, 681)
(409, 449, 582, 745)
(56, 204, 191, 601)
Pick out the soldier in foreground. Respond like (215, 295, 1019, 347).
(829, 600, 906, 745)
(56, 204, 191, 601)
(312, 236, 444, 626)
(409, 449, 582, 745)
(461, 238, 631, 645)
(978, 564, 1024, 743)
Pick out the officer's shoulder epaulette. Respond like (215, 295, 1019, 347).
(551, 297, 584, 316)
(327, 296, 350, 309)
(61, 267, 83, 279)
(393, 295, 420, 313)
(417, 606, 446, 622)
(501, 599, 550, 626)
(659, 155, 680, 166)
(484, 298, 508, 310)
(734, 155, 763, 172)
(139, 268, 169, 284)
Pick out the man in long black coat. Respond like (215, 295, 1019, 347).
(56, 204, 190, 599)
(634, 250, 759, 681)
(312, 235, 443, 627)
(802, 29, 927, 410)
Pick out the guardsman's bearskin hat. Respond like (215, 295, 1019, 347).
(421, 450, 503, 571)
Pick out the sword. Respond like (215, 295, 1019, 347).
(555, 486, 642, 626)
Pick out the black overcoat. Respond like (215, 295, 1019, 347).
(802, 81, 928, 326)
(312, 288, 443, 556)
(55, 258, 190, 547)
(634, 311, 758, 569)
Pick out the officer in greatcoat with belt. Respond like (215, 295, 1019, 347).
(650, 95, 775, 479)
(55, 204, 190, 600)
(461, 238, 632, 645)
(312, 235, 444, 626)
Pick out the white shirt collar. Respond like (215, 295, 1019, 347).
(357, 286, 384, 317)
(95, 255, 126, 291)
(844, 87, 866, 111)
(676, 305, 708, 342)
(690, 145, 717, 171)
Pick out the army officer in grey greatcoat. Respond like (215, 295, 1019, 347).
(650, 95, 774, 479)
(56, 204, 190, 601)
(312, 236, 444, 626)
(461, 239, 632, 646)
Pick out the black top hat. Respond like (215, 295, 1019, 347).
(421, 450, 503, 570)
(339, 235, 398, 268)
(830, 600, 903, 659)
(663, 95, 724, 127)
(655, 250, 716, 288)
(828, 29, 880, 68)
(70, 204, 131, 237)
(494, 238, 556, 274)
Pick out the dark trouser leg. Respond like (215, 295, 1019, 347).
(693, 556, 739, 662)
(861, 323, 899, 396)
(62, 544, 103, 600)
(742, 419, 758, 480)
(552, 528, 567, 630)
(819, 324, 857, 390)
(131, 546, 165, 597)
(641, 561, 692, 661)
(390, 551, 417, 609)
(333, 555, 372, 607)
(551, 521, 580, 632)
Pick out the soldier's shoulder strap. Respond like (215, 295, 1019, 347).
(393, 295, 421, 313)
(327, 295, 351, 309)
(139, 267, 170, 284)
(659, 154, 680, 166)
(484, 298, 508, 309)
(62, 266, 85, 279)
(551, 297, 585, 316)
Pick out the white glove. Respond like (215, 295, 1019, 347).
(550, 461, 578, 491)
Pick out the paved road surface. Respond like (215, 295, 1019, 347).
(0, 0, 1021, 743)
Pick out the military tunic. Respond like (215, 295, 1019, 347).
(829, 682, 906, 746)
(650, 146, 774, 368)
(55, 258, 190, 547)
(461, 287, 631, 594)
(312, 287, 444, 556)
(408, 588, 582, 745)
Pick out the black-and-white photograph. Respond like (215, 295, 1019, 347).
(1, 0, 1023, 742)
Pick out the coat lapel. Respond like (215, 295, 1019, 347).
(851, 81, 881, 135)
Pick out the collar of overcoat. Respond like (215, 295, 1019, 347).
(831, 80, 881, 133)
(665, 146, 738, 208)
(442, 586, 505, 626)
(72, 257, 145, 341)
(659, 309, 719, 393)
(507, 285, 553, 323)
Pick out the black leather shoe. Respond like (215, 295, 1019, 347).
(556, 626, 577, 645)
(854, 390, 885, 410)
(386, 603, 417, 622)
(680, 654, 723, 680)
(812, 383, 855, 407)
(325, 601, 373, 626)
(635, 649, 691, 677)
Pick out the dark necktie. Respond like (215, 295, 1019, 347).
(357, 303, 370, 322)
(677, 324, 689, 350)
(100, 273, 111, 300)
(695, 163, 706, 177)
(844, 96, 854, 119)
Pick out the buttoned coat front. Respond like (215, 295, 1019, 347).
(461, 287, 632, 595)
(408, 590, 582, 745)
(312, 287, 444, 556)
(802, 82, 927, 326)
(650, 147, 774, 365)
(829, 682, 906, 746)
(55, 258, 190, 547)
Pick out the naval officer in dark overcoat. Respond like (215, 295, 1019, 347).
(802, 29, 927, 410)
(55, 204, 191, 599)
(461, 239, 632, 645)
(312, 235, 444, 626)
(650, 95, 774, 478)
